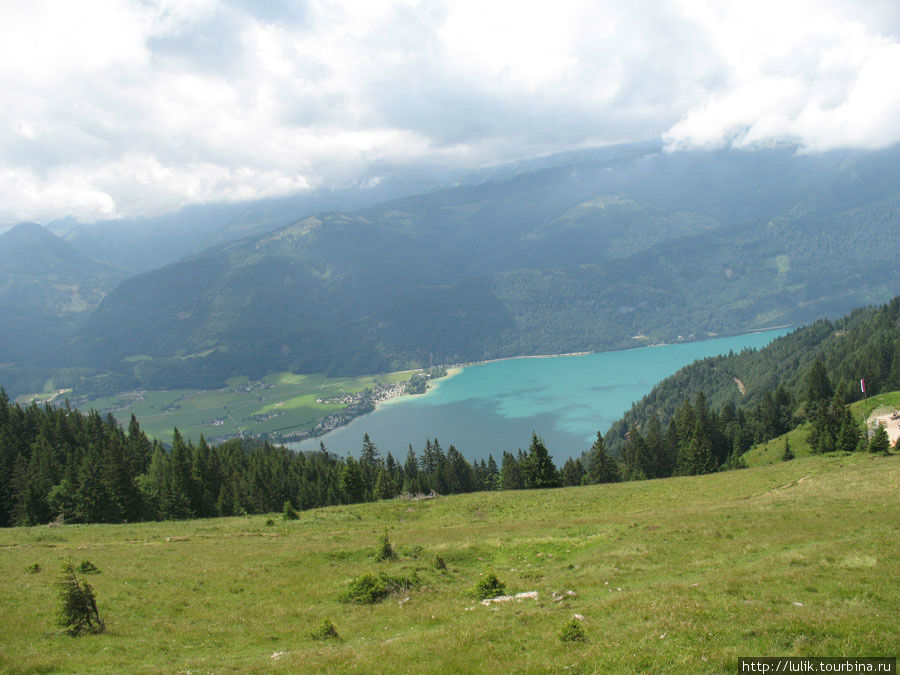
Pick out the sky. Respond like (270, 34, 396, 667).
(1, 0, 899, 224)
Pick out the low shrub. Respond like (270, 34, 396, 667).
(77, 560, 100, 574)
(282, 501, 299, 521)
(473, 571, 505, 599)
(343, 572, 420, 604)
(559, 618, 587, 643)
(375, 531, 397, 562)
(310, 618, 340, 640)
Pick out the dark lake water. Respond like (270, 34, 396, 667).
(289, 329, 789, 463)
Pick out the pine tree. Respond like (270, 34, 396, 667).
(622, 425, 650, 480)
(835, 408, 861, 453)
(165, 429, 194, 519)
(359, 434, 381, 498)
(585, 432, 621, 484)
(56, 559, 105, 636)
(485, 454, 500, 490)
(560, 458, 585, 486)
(868, 424, 891, 455)
(126, 415, 153, 476)
(677, 420, 716, 475)
(522, 433, 558, 488)
(500, 451, 523, 490)
(806, 359, 834, 410)
(340, 457, 366, 503)
(781, 437, 795, 461)
(101, 433, 142, 522)
(645, 415, 673, 478)
(441, 445, 473, 494)
(373, 467, 396, 500)
(402, 445, 422, 494)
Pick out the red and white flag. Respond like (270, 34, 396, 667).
(860, 378, 866, 394)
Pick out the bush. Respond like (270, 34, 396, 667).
(310, 618, 340, 640)
(375, 531, 397, 562)
(26, 563, 41, 574)
(345, 573, 388, 604)
(77, 560, 100, 575)
(343, 572, 420, 604)
(473, 571, 505, 599)
(56, 560, 105, 636)
(559, 618, 587, 643)
(265, 519, 275, 527)
(433, 554, 446, 570)
(282, 501, 299, 521)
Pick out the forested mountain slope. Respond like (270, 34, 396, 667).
(0, 223, 127, 363)
(26, 143, 900, 391)
(604, 296, 900, 457)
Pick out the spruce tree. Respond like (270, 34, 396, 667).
(485, 454, 500, 490)
(586, 432, 621, 484)
(56, 560, 105, 636)
(677, 420, 716, 475)
(402, 445, 421, 494)
(806, 360, 834, 410)
(781, 437, 794, 461)
(560, 458, 585, 486)
(359, 434, 381, 498)
(373, 468, 396, 500)
(340, 457, 366, 503)
(868, 424, 891, 455)
(622, 425, 650, 480)
(500, 451, 523, 490)
(835, 409, 861, 453)
(523, 433, 558, 488)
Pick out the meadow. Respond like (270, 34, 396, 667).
(52, 370, 417, 445)
(1, 452, 897, 672)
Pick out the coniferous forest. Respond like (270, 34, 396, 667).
(0, 388, 598, 527)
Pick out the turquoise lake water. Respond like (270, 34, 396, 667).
(290, 329, 790, 463)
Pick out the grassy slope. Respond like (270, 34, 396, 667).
(744, 391, 900, 467)
(1, 453, 897, 672)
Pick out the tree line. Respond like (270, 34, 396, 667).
(0, 389, 625, 526)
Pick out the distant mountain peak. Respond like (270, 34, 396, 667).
(1, 221, 55, 243)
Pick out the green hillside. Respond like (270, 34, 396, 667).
(1, 453, 896, 672)
(745, 390, 900, 467)
(51, 144, 900, 393)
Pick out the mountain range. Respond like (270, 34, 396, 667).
(2, 141, 899, 395)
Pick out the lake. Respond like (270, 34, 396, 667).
(290, 329, 790, 463)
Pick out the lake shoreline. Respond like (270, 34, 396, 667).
(289, 328, 794, 453)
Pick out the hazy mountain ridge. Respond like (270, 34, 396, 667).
(0, 223, 128, 363)
(5, 142, 900, 394)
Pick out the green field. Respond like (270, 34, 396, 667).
(2, 452, 897, 672)
(60, 370, 418, 445)
(745, 395, 900, 467)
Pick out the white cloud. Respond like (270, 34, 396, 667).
(663, 0, 900, 150)
(1, 0, 898, 224)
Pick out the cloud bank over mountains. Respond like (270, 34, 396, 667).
(2, 0, 899, 223)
